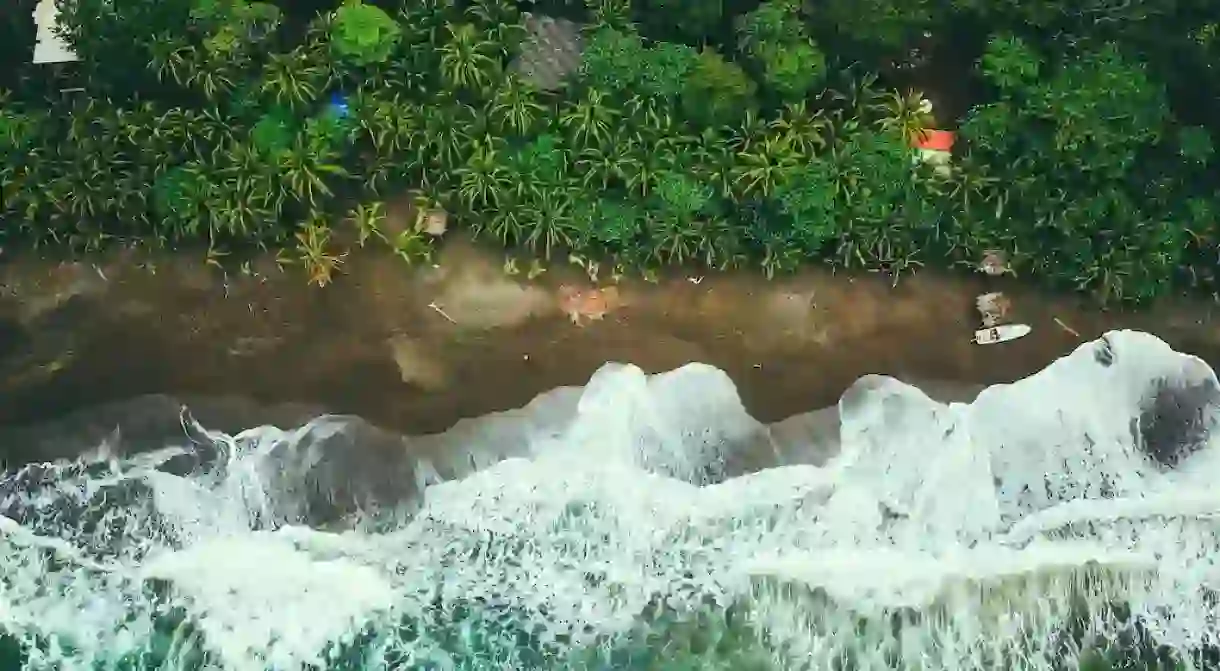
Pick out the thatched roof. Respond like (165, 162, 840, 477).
(509, 14, 584, 91)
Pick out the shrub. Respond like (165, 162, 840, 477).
(329, 0, 402, 67)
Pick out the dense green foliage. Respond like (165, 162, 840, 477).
(0, 0, 1217, 299)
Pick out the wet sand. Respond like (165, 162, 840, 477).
(0, 236, 1218, 441)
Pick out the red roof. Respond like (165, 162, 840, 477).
(912, 129, 956, 152)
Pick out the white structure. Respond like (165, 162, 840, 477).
(33, 0, 79, 64)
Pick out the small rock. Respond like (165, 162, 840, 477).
(1134, 369, 1219, 469)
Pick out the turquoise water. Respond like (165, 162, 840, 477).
(1, 332, 1218, 670)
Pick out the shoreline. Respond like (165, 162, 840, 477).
(0, 238, 1216, 441)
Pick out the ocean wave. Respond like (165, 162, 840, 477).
(0, 330, 1217, 670)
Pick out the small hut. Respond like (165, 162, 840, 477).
(912, 129, 955, 176)
(509, 14, 584, 91)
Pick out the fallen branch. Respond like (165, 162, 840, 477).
(1053, 317, 1081, 338)
(428, 301, 457, 324)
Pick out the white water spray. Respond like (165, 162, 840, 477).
(0, 330, 1218, 670)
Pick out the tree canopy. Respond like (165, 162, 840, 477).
(0, 0, 1215, 300)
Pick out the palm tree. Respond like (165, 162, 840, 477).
(584, 0, 633, 29)
(523, 187, 578, 258)
(398, 0, 460, 49)
(576, 134, 640, 189)
(503, 143, 553, 203)
(483, 206, 526, 246)
(261, 48, 329, 111)
(731, 136, 801, 198)
(937, 160, 1013, 260)
(292, 218, 346, 287)
(876, 89, 936, 145)
(768, 102, 829, 158)
(438, 23, 500, 93)
(50, 152, 113, 222)
(946, 160, 1005, 218)
(623, 94, 674, 140)
(623, 145, 671, 197)
(183, 47, 238, 102)
(351, 92, 420, 155)
(759, 238, 803, 279)
(0, 150, 25, 213)
(278, 137, 348, 207)
(107, 104, 173, 171)
(210, 179, 276, 239)
(389, 227, 436, 265)
(420, 100, 476, 171)
(649, 213, 704, 265)
(456, 141, 511, 210)
(146, 32, 192, 86)
(465, 0, 524, 58)
(213, 143, 283, 237)
(559, 89, 620, 150)
(347, 202, 387, 247)
(726, 109, 769, 155)
(487, 75, 545, 136)
(362, 152, 420, 195)
(157, 107, 233, 157)
(829, 72, 884, 129)
(693, 216, 745, 269)
(691, 128, 735, 198)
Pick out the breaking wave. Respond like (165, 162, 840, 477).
(1, 330, 1219, 670)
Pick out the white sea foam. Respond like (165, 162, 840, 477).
(0, 330, 1218, 670)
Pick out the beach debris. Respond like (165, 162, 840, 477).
(688, 276, 704, 285)
(975, 291, 1012, 328)
(427, 300, 457, 323)
(1054, 316, 1082, 338)
(977, 249, 1014, 277)
(558, 284, 622, 326)
(973, 291, 1030, 345)
(415, 208, 448, 236)
(974, 323, 1032, 345)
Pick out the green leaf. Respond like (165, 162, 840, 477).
(1178, 126, 1214, 164)
(250, 110, 294, 157)
(980, 34, 1042, 92)
(654, 171, 713, 216)
(330, 0, 402, 67)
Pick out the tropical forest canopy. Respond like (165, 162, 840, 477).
(0, 0, 1217, 300)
